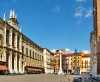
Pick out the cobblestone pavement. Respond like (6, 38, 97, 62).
(0, 74, 74, 82)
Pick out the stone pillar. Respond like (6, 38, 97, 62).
(8, 51, 13, 73)
(9, 29, 12, 48)
(14, 53, 18, 73)
(2, 50, 6, 62)
(15, 33, 17, 50)
(19, 35, 22, 52)
(3, 27, 6, 47)
(3, 27, 7, 62)
(58, 51, 64, 75)
(19, 55, 23, 73)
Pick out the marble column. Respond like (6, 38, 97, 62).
(14, 53, 18, 73)
(58, 51, 64, 75)
(8, 29, 13, 73)
(14, 33, 17, 50)
(19, 35, 22, 52)
(9, 29, 12, 48)
(3, 27, 6, 47)
(3, 27, 7, 62)
(8, 51, 13, 73)
(19, 55, 23, 73)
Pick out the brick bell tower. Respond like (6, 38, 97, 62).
(93, 0, 100, 75)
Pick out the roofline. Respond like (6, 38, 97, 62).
(0, 17, 43, 51)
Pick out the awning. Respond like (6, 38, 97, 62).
(0, 65, 8, 71)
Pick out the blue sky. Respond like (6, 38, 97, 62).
(0, 0, 93, 51)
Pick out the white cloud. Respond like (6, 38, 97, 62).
(75, 11, 82, 17)
(62, 48, 74, 53)
(51, 49, 56, 53)
(65, 48, 71, 51)
(74, 7, 92, 18)
(74, 7, 83, 17)
(51, 48, 74, 53)
(76, 0, 86, 2)
(84, 9, 93, 18)
(81, 50, 90, 54)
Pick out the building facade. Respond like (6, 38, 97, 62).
(70, 52, 81, 74)
(80, 52, 90, 74)
(53, 50, 90, 75)
(53, 51, 60, 74)
(50, 49, 91, 75)
(0, 10, 44, 74)
(43, 48, 54, 74)
(52, 50, 64, 74)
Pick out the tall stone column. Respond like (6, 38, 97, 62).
(8, 29, 13, 73)
(3, 27, 6, 47)
(58, 51, 64, 75)
(14, 53, 18, 73)
(19, 35, 22, 52)
(19, 55, 23, 73)
(8, 51, 13, 73)
(15, 33, 17, 50)
(9, 29, 12, 48)
(3, 27, 7, 62)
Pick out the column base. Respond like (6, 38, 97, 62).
(9, 69, 14, 74)
(58, 69, 64, 75)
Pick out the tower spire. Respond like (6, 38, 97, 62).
(3, 12, 6, 21)
(10, 9, 13, 18)
(8, 9, 19, 31)
(12, 10, 16, 18)
(9, 9, 16, 18)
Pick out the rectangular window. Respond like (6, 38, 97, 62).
(6, 30, 9, 46)
(22, 46, 24, 53)
(34, 52, 36, 59)
(30, 50, 31, 57)
(17, 35, 19, 49)
(26, 48, 28, 56)
(35, 53, 37, 60)
(12, 33, 15, 48)
(33, 51, 34, 59)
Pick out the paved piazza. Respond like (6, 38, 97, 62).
(0, 74, 75, 82)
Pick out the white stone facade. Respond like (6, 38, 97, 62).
(43, 48, 54, 74)
(0, 10, 44, 74)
